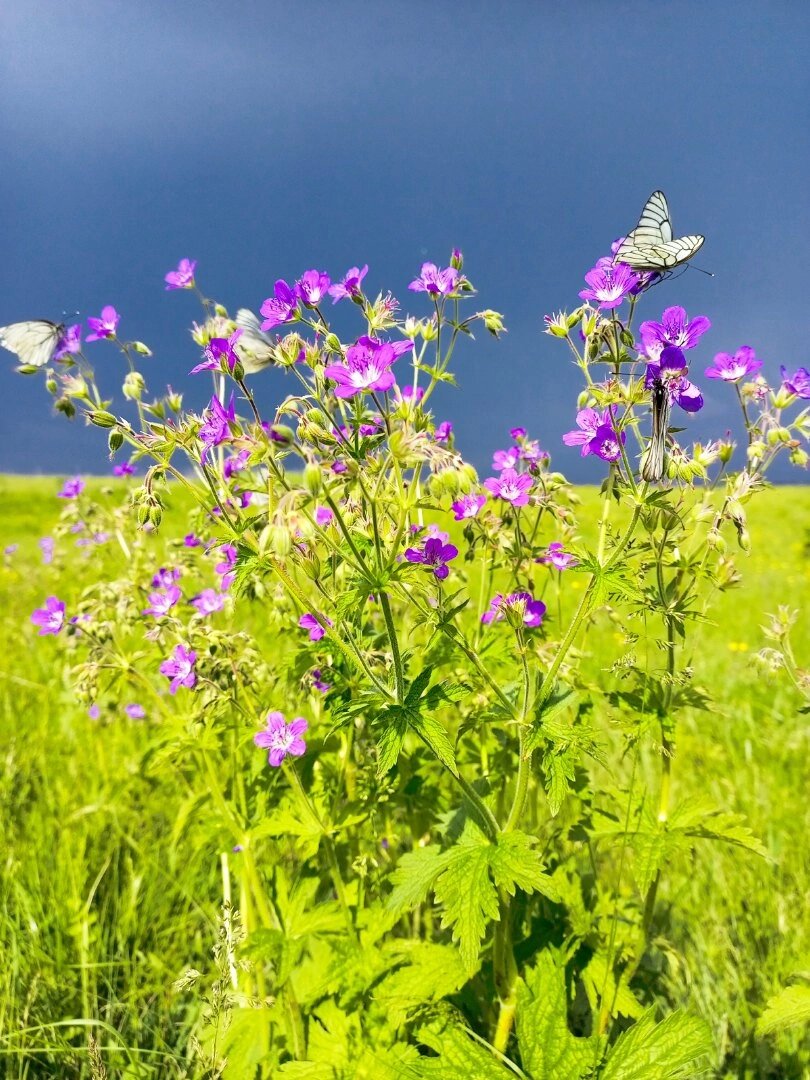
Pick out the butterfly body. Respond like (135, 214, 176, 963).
(641, 376, 672, 482)
(0, 320, 65, 367)
(234, 309, 275, 373)
(614, 191, 704, 272)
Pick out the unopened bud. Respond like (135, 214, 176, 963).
(16, 364, 40, 375)
(108, 430, 124, 453)
(789, 447, 809, 468)
(214, 304, 229, 318)
(450, 247, 463, 270)
(303, 462, 322, 496)
(324, 333, 342, 353)
(479, 309, 506, 338)
(262, 524, 292, 557)
(46, 376, 58, 395)
(123, 371, 146, 401)
(132, 341, 153, 357)
(89, 409, 117, 428)
(231, 359, 245, 381)
(55, 396, 76, 418)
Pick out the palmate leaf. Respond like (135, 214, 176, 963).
(756, 984, 810, 1035)
(221, 1006, 276, 1079)
(515, 949, 594, 1080)
(599, 1008, 715, 1080)
(375, 942, 470, 1024)
(415, 1020, 518, 1078)
(388, 824, 557, 974)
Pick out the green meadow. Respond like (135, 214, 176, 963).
(1, 476, 808, 1078)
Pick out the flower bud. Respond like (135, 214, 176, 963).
(89, 409, 117, 428)
(46, 375, 58, 395)
(231, 359, 245, 381)
(268, 424, 294, 447)
(149, 505, 163, 529)
(17, 364, 42, 375)
(450, 247, 463, 270)
(303, 462, 322, 496)
(577, 390, 591, 409)
(770, 386, 794, 410)
(55, 396, 76, 418)
(718, 440, 735, 464)
(214, 304, 229, 318)
(108, 430, 124, 453)
(479, 309, 506, 338)
(706, 528, 726, 553)
(260, 523, 292, 557)
(737, 527, 751, 553)
(324, 333, 342, 353)
(132, 341, 153, 357)
(620, 328, 635, 347)
(300, 549, 322, 581)
(421, 319, 438, 342)
(123, 371, 146, 401)
(789, 447, 809, 468)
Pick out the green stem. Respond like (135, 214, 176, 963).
(379, 591, 405, 702)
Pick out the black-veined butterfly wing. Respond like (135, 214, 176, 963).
(0, 320, 65, 367)
(614, 191, 704, 272)
(234, 309, 275, 374)
(641, 378, 672, 482)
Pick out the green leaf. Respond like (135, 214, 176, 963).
(387, 845, 453, 917)
(375, 943, 470, 1023)
(411, 712, 458, 775)
(221, 1006, 274, 1079)
(434, 834, 499, 974)
(515, 949, 594, 1080)
(405, 668, 434, 706)
(490, 830, 561, 901)
(277, 1064, 335, 1078)
(600, 1009, 714, 1080)
(376, 710, 410, 777)
(415, 1020, 518, 1078)
(582, 952, 644, 1021)
(756, 984, 810, 1036)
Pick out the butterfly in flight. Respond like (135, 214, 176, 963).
(0, 320, 66, 368)
(613, 191, 704, 273)
(233, 309, 276, 374)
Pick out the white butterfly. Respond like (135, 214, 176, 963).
(0, 320, 65, 367)
(614, 191, 704, 272)
(234, 309, 276, 374)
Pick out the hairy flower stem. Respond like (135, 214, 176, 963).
(379, 591, 406, 703)
(494, 499, 644, 1053)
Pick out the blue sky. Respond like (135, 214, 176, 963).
(2, 0, 808, 481)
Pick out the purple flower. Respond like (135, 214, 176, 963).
(704, 346, 762, 383)
(223, 449, 251, 479)
(58, 476, 84, 499)
(296, 270, 332, 307)
(483, 468, 533, 506)
(310, 668, 331, 693)
(404, 537, 458, 580)
(645, 346, 704, 413)
(190, 330, 244, 374)
(4, 544, 17, 557)
(481, 592, 546, 628)
(520, 440, 548, 465)
(88, 704, 101, 720)
(152, 566, 181, 588)
(563, 408, 626, 458)
(160, 644, 197, 693)
(184, 533, 202, 548)
(299, 612, 332, 641)
(260, 280, 298, 330)
(314, 506, 334, 526)
(86, 306, 120, 341)
(579, 262, 639, 309)
(639, 306, 711, 361)
(492, 447, 520, 472)
(125, 703, 146, 720)
(780, 365, 810, 399)
(451, 493, 487, 520)
(328, 265, 369, 303)
(435, 421, 453, 444)
(54, 324, 82, 360)
(113, 461, 135, 477)
(254, 711, 307, 767)
(192, 588, 225, 616)
(39, 537, 55, 564)
(216, 543, 237, 589)
(510, 426, 527, 439)
(400, 385, 424, 403)
(199, 393, 236, 462)
(537, 541, 578, 570)
(31, 596, 65, 636)
(164, 258, 197, 290)
(409, 262, 460, 297)
(324, 336, 411, 398)
(143, 586, 181, 617)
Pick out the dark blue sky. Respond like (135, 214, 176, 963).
(2, 0, 809, 481)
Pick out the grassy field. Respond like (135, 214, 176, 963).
(0, 475, 808, 1078)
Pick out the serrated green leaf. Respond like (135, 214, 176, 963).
(600, 1009, 714, 1080)
(415, 1021, 517, 1078)
(543, 753, 575, 817)
(434, 838, 499, 974)
(582, 952, 644, 1021)
(405, 668, 433, 706)
(515, 949, 594, 1080)
(490, 830, 561, 901)
(387, 845, 453, 917)
(221, 1006, 274, 1079)
(375, 943, 470, 1023)
(756, 984, 810, 1035)
(376, 711, 410, 777)
(411, 712, 458, 775)
(277, 1063, 335, 1078)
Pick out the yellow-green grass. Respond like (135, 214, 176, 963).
(0, 476, 808, 1077)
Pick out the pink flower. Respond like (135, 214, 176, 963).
(296, 270, 331, 307)
(159, 644, 197, 693)
(86, 306, 120, 341)
(254, 711, 308, 767)
(450, 493, 487, 520)
(143, 586, 182, 617)
(58, 476, 84, 499)
(260, 280, 298, 330)
(324, 336, 411, 398)
(409, 262, 461, 297)
(483, 468, 533, 506)
(299, 612, 332, 641)
(537, 542, 578, 570)
(164, 258, 197, 290)
(31, 596, 66, 635)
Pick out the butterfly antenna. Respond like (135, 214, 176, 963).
(691, 265, 715, 278)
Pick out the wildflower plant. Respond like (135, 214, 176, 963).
(12, 220, 809, 1077)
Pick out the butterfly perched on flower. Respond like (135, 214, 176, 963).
(614, 191, 704, 272)
(0, 320, 66, 367)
